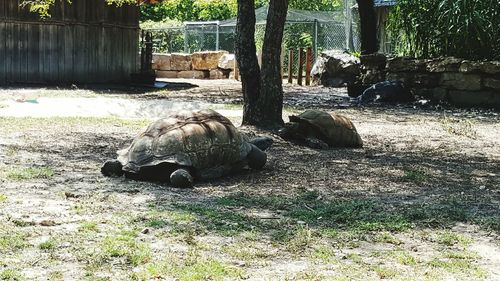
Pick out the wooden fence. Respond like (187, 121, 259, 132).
(0, 0, 140, 85)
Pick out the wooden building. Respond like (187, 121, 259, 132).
(0, 0, 140, 85)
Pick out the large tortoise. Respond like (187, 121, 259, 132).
(279, 110, 363, 149)
(101, 109, 272, 188)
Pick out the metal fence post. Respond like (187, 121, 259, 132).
(314, 19, 318, 57)
(183, 26, 188, 53)
(216, 21, 220, 51)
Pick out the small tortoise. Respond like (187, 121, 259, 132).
(279, 110, 363, 149)
(101, 109, 272, 188)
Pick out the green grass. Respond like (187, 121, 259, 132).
(400, 168, 428, 184)
(79, 221, 99, 232)
(0, 232, 28, 252)
(38, 239, 57, 251)
(0, 269, 23, 281)
(0, 194, 6, 204)
(131, 250, 243, 281)
(5, 167, 54, 181)
(435, 231, 471, 246)
(99, 232, 151, 266)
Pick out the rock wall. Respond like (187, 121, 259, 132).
(153, 51, 235, 79)
(355, 54, 500, 108)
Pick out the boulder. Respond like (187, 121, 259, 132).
(440, 73, 482, 91)
(152, 54, 171, 71)
(480, 61, 500, 74)
(177, 70, 207, 79)
(360, 53, 387, 70)
(170, 53, 192, 71)
(218, 54, 236, 70)
(192, 51, 228, 70)
(209, 69, 229, 79)
(311, 50, 360, 87)
(386, 57, 427, 72)
(484, 78, 500, 90)
(156, 70, 178, 79)
(427, 57, 463, 72)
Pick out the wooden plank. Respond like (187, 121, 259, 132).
(64, 25, 74, 83)
(5, 23, 13, 83)
(56, 25, 64, 82)
(0, 0, 6, 19)
(0, 22, 5, 84)
(19, 23, 28, 82)
(297, 48, 304, 86)
(305, 47, 312, 86)
(11, 23, 20, 82)
(288, 49, 293, 84)
(27, 23, 41, 83)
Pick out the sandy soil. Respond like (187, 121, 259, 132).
(0, 79, 499, 280)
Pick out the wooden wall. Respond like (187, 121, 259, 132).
(0, 0, 140, 85)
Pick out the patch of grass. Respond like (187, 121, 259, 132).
(435, 231, 471, 246)
(389, 250, 418, 265)
(285, 226, 318, 254)
(48, 271, 63, 281)
(0, 194, 6, 204)
(373, 266, 399, 279)
(440, 116, 478, 139)
(39, 239, 57, 251)
(0, 269, 22, 281)
(5, 167, 54, 181)
(79, 221, 98, 232)
(145, 219, 168, 228)
(0, 232, 28, 252)
(373, 231, 401, 245)
(99, 232, 151, 266)
(0, 117, 150, 132)
(427, 256, 486, 278)
(311, 245, 336, 263)
(131, 250, 244, 281)
(222, 241, 274, 261)
(400, 167, 428, 184)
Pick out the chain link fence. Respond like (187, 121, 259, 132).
(145, 8, 361, 78)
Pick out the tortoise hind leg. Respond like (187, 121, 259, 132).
(170, 168, 194, 188)
(247, 144, 267, 170)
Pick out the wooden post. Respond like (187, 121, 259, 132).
(234, 60, 239, 81)
(297, 47, 304, 86)
(305, 47, 312, 86)
(287, 49, 293, 84)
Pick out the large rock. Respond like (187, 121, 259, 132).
(152, 54, 171, 71)
(480, 61, 500, 74)
(311, 50, 360, 87)
(427, 57, 463, 72)
(156, 70, 178, 79)
(440, 73, 482, 91)
(209, 69, 229, 79)
(386, 57, 427, 72)
(448, 90, 495, 107)
(484, 78, 500, 90)
(192, 51, 228, 70)
(177, 70, 207, 79)
(170, 53, 192, 71)
(218, 54, 236, 70)
(360, 53, 387, 70)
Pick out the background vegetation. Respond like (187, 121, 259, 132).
(389, 0, 500, 60)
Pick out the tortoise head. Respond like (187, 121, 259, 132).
(278, 122, 301, 140)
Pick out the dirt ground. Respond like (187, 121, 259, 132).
(0, 79, 499, 281)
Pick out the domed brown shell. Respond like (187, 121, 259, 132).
(289, 110, 363, 148)
(117, 109, 251, 173)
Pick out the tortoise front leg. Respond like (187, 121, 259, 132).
(170, 168, 194, 188)
(247, 144, 267, 170)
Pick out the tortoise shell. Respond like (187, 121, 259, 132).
(289, 110, 363, 148)
(117, 109, 251, 174)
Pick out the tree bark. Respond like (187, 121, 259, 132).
(356, 0, 378, 54)
(258, 0, 288, 127)
(235, 0, 262, 125)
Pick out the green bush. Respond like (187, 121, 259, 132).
(389, 0, 500, 60)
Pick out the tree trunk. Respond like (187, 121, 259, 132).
(235, 0, 262, 125)
(258, 0, 288, 127)
(356, 0, 378, 54)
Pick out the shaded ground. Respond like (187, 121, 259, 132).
(0, 79, 499, 280)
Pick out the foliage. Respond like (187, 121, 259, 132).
(140, 0, 342, 22)
(389, 0, 500, 60)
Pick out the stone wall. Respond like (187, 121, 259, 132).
(152, 51, 236, 80)
(358, 55, 500, 107)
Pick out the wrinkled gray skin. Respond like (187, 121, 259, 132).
(278, 122, 329, 149)
(101, 137, 273, 188)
